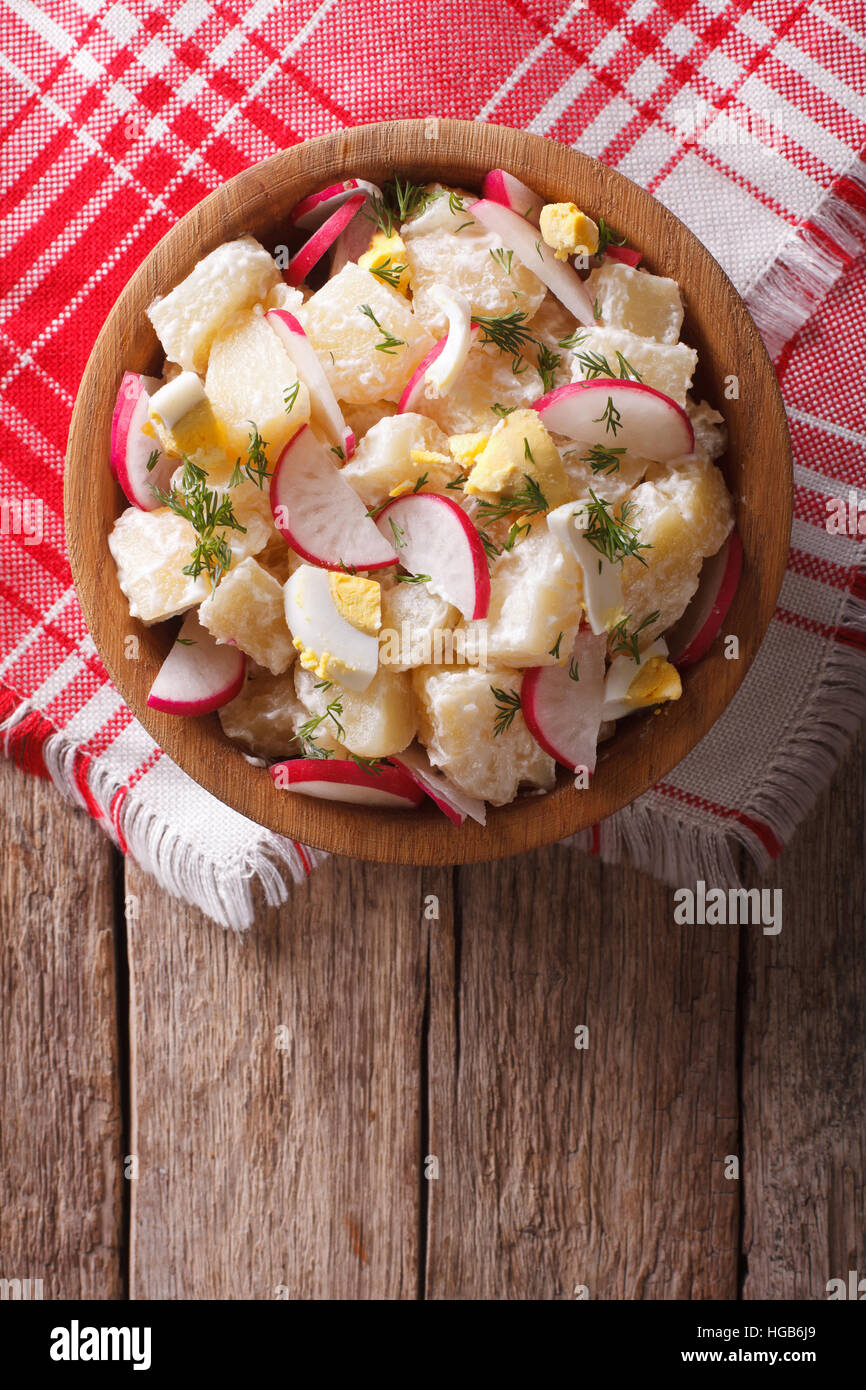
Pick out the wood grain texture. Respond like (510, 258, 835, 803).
(0, 759, 124, 1299)
(65, 117, 793, 866)
(127, 854, 442, 1299)
(741, 729, 866, 1300)
(425, 846, 739, 1299)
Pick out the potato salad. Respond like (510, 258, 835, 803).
(108, 170, 737, 821)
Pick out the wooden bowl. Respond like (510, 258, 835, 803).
(65, 119, 792, 866)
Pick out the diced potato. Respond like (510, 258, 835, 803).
(219, 664, 307, 759)
(108, 506, 209, 624)
(264, 282, 305, 314)
(294, 664, 416, 758)
(147, 237, 281, 373)
(412, 666, 555, 804)
(419, 341, 544, 436)
(199, 556, 295, 674)
(465, 408, 571, 507)
(687, 398, 727, 461)
(403, 208, 546, 333)
(340, 413, 455, 505)
(165, 468, 276, 560)
(206, 309, 310, 463)
(620, 456, 735, 641)
(568, 325, 697, 406)
(343, 399, 397, 441)
(296, 263, 435, 405)
(470, 529, 582, 667)
(525, 293, 582, 389)
(585, 261, 684, 344)
(379, 578, 460, 672)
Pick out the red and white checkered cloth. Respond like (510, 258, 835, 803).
(1, 0, 864, 926)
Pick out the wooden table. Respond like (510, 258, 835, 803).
(2, 736, 864, 1301)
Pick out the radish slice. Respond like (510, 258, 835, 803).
(521, 629, 607, 773)
(534, 379, 694, 462)
(424, 285, 473, 396)
(547, 501, 624, 637)
(392, 744, 487, 825)
(602, 638, 670, 721)
(605, 245, 642, 267)
(330, 197, 379, 275)
(470, 198, 595, 325)
(270, 757, 424, 808)
(266, 308, 354, 458)
(270, 425, 398, 571)
(290, 178, 379, 231)
(398, 324, 479, 413)
(481, 169, 545, 225)
(147, 611, 245, 715)
(110, 372, 174, 510)
(285, 193, 366, 287)
(375, 493, 490, 620)
(667, 530, 742, 667)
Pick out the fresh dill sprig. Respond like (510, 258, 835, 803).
(389, 516, 406, 548)
(614, 350, 642, 381)
(396, 572, 431, 584)
(478, 527, 501, 564)
(154, 456, 246, 590)
(609, 610, 660, 663)
(489, 247, 514, 273)
(445, 470, 470, 489)
(581, 490, 651, 567)
(283, 382, 300, 414)
(575, 348, 616, 379)
(365, 176, 436, 235)
(475, 472, 549, 523)
(297, 696, 345, 755)
(568, 656, 580, 681)
(242, 422, 270, 488)
(596, 216, 626, 257)
(313, 680, 333, 690)
(359, 303, 405, 355)
(503, 519, 532, 550)
(347, 753, 388, 775)
(411, 472, 428, 492)
(558, 330, 586, 351)
(473, 309, 535, 370)
(491, 403, 517, 419)
(584, 443, 626, 475)
(594, 394, 623, 436)
(330, 443, 346, 461)
(549, 632, 564, 660)
(145, 449, 160, 472)
(491, 686, 522, 736)
(536, 342, 561, 393)
(368, 256, 408, 289)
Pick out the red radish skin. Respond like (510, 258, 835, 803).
(481, 169, 545, 224)
(397, 324, 479, 413)
(605, 245, 642, 267)
(470, 198, 595, 325)
(270, 425, 398, 571)
(270, 757, 425, 808)
(668, 531, 742, 667)
(266, 308, 353, 457)
(521, 630, 607, 772)
(290, 179, 359, 229)
(392, 744, 487, 825)
(533, 378, 694, 461)
(374, 493, 491, 620)
(147, 612, 245, 716)
(110, 372, 175, 510)
(285, 193, 366, 287)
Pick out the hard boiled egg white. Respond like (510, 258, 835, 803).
(284, 564, 381, 691)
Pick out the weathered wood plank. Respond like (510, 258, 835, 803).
(0, 758, 124, 1299)
(127, 855, 439, 1299)
(425, 846, 740, 1300)
(742, 729, 866, 1299)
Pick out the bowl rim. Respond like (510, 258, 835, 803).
(65, 118, 793, 866)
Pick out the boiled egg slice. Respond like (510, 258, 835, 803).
(603, 638, 682, 721)
(547, 500, 624, 635)
(284, 564, 381, 691)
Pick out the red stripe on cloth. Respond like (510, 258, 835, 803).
(73, 749, 103, 821)
(655, 781, 783, 858)
(110, 786, 129, 855)
(0, 684, 53, 779)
